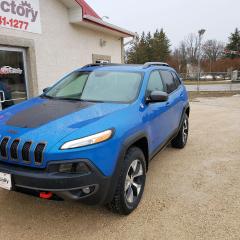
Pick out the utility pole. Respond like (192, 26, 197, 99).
(197, 29, 206, 92)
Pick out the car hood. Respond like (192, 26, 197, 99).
(0, 97, 128, 147)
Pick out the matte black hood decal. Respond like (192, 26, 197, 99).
(6, 99, 94, 128)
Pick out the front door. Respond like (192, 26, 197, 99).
(0, 46, 28, 110)
(146, 70, 172, 152)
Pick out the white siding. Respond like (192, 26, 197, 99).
(0, 0, 122, 93)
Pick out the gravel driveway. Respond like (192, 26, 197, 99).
(0, 95, 239, 240)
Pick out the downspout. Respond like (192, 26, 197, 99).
(122, 33, 138, 64)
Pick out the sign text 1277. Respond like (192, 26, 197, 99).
(0, 16, 28, 30)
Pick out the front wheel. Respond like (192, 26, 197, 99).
(108, 147, 146, 215)
(171, 113, 189, 149)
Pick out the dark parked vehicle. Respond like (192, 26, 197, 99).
(0, 81, 14, 109)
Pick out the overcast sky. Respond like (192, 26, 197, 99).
(89, 0, 240, 49)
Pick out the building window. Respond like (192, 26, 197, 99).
(0, 47, 28, 110)
(92, 54, 111, 64)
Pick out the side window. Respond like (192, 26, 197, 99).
(160, 70, 177, 94)
(171, 72, 181, 88)
(147, 71, 165, 95)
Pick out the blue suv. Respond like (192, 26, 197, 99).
(0, 62, 189, 215)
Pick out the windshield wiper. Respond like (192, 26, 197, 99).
(41, 95, 80, 101)
(42, 95, 105, 103)
(42, 94, 54, 99)
(55, 97, 82, 101)
(80, 99, 105, 103)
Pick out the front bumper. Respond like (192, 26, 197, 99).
(0, 160, 111, 205)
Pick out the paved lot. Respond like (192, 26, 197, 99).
(0, 95, 240, 240)
(186, 83, 240, 91)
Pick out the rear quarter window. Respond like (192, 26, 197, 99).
(160, 70, 177, 94)
(171, 72, 182, 88)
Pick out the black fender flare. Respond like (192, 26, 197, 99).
(103, 131, 149, 204)
(178, 103, 190, 132)
(182, 103, 190, 122)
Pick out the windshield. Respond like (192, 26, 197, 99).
(44, 71, 142, 103)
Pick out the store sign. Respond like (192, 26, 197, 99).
(0, 0, 41, 33)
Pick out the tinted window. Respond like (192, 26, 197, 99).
(171, 72, 181, 88)
(160, 71, 177, 94)
(147, 71, 165, 95)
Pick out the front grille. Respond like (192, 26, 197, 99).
(0, 137, 10, 158)
(10, 139, 20, 160)
(34, 143, 46, 165)
(0, 137, 46, 166)
(22, 141, 32, 163)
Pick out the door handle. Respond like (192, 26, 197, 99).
(166, 101, 170, 106)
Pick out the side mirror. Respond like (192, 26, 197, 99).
(43, 87, 50, 93)
(147, 91, 168, 103)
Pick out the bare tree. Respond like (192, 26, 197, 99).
(173, 33, 199, 74)
(175, 34, 199, 66)
(184, 33, 199, 64)
(203, 40, 225, 61)
(202, 40, 225, 71)
(173, 42, 188, 72)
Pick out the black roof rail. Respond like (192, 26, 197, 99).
(82, 63, 123, 68)
(143, 62, 170, 68)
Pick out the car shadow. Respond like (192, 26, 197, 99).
(0, 187, 136, 231)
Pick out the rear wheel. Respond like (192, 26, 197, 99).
(108, 147, 146, 215)
(172, 113, 189, 149)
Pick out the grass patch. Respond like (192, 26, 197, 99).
(189, 91, 240, 100)
(184, 80, 232, 85)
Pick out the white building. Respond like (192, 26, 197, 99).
(0, 0, 135, 109)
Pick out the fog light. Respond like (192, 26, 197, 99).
(58, 162, 91, 174)
(82, 187, 91, 194)
(59, 163, 73, 173)
(74, 162, 90, 174)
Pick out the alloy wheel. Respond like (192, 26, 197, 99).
(182, 118, 189, 143)
(124, 159, 144, 204)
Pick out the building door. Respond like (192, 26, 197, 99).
(0, 46, 28, 110)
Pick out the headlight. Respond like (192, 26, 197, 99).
(60, 129, 113, 150)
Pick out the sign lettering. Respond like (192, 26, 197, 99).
(0, 0, 41, 33)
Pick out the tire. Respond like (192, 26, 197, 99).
(108, 147, 146, 215)
(171, 113, 189, 149)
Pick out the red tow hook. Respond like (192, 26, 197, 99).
(40, 192, 53, 199)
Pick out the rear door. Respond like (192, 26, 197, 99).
(160, 70, 183, 131)
(171, 71, 186, 127)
